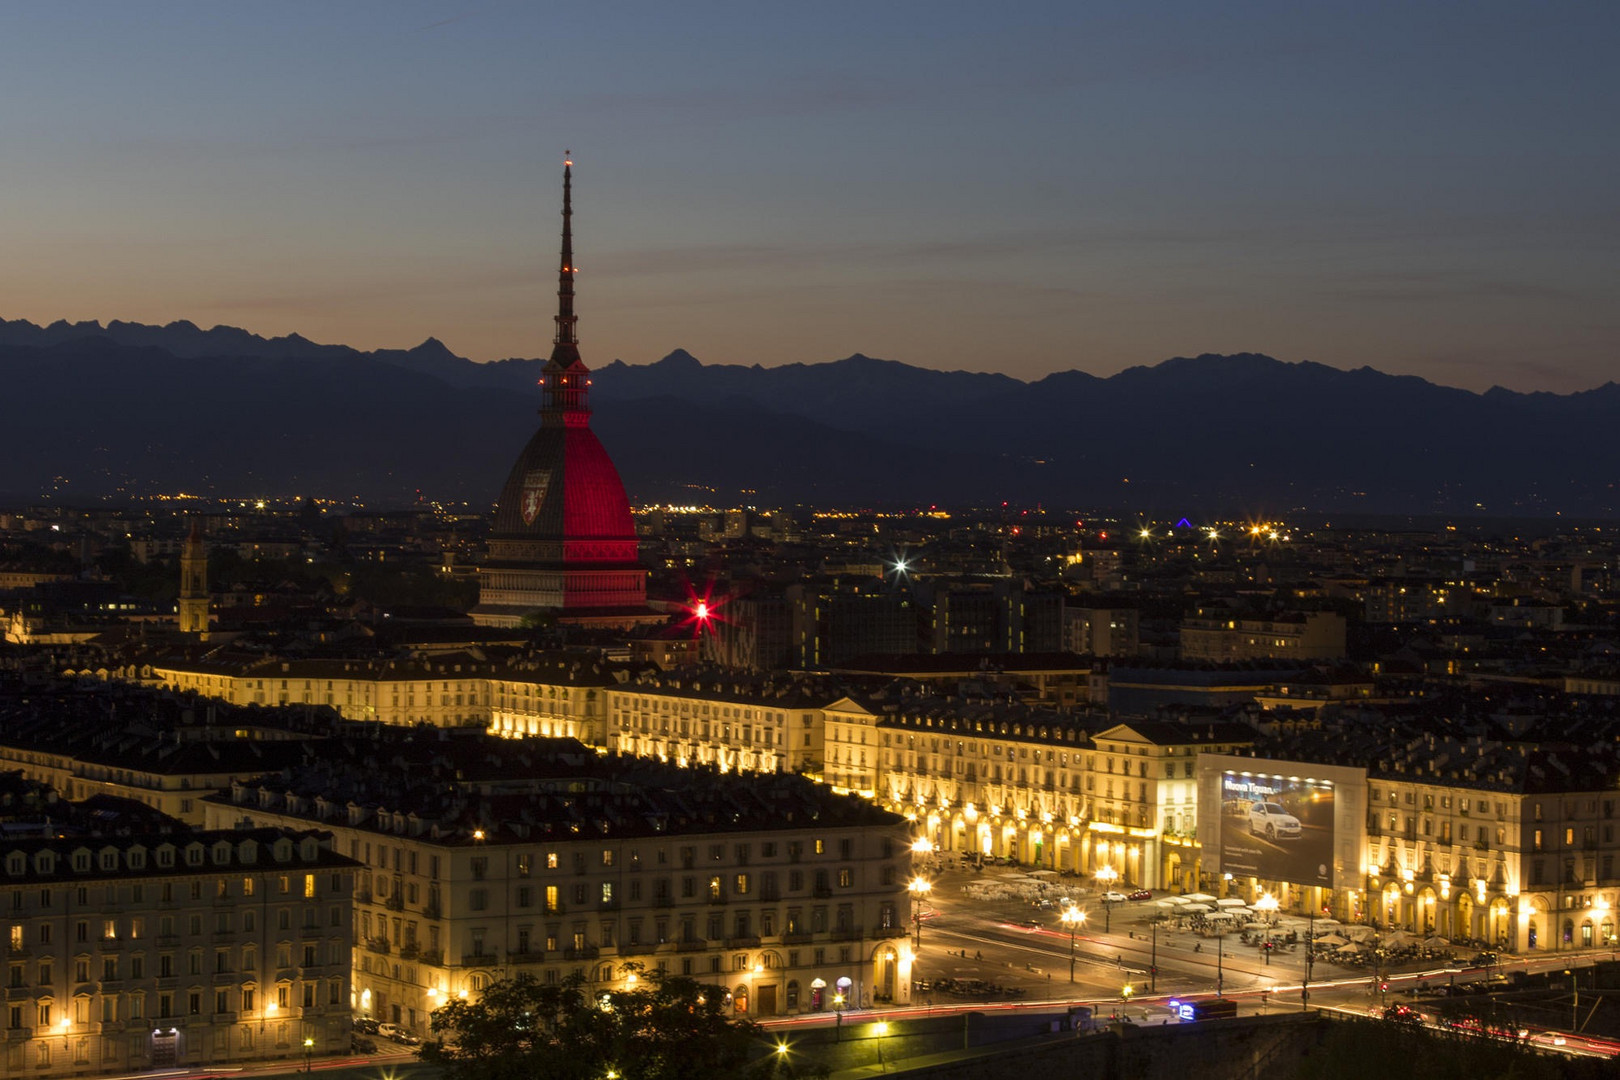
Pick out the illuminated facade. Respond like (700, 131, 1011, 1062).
(875, 710, 1251, 891)
(140, 655, 496, 728)
(0, 830, 354, 1077)
(472, 159, 651, 628)
(176, 519, 209, 638)
(207, 750, 910, 1033)
(1199, 747, 1620, 955)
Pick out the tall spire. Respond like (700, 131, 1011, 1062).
(553, 151, 578, 358)
(541, 151, 589, 424)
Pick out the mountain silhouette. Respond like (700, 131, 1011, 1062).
(1, 317, 1615, 515)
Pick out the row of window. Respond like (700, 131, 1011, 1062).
(5, 979, 343, 1029)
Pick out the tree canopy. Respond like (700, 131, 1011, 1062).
(421, 968, 795, 1080)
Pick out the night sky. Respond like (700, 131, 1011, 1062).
(2, 1, 1615, 392)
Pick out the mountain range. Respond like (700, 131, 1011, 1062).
(3, 316, 1617, 516)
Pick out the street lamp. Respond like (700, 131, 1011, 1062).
(1061, 906, 1087, 984)
(873, 1021, 889, 1075)
(303, 1035, 314, 1073)
(909, 877, 933, 949)
(1095, 867, 1119, 933)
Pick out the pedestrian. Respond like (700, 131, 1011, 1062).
(976, 951, 982, 961)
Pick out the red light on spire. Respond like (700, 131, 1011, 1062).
(695, 601, 709, 621)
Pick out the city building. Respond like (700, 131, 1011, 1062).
(1200, 729, 1620, 955)
(471, 159, 653, 629)
(0, 681, 312, 826)
(204, 732, 911, 1031)
(1180, 609, 1346, 663)
(0, 828, 355, 1077)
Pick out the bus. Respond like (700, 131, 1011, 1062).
(1170, 997, 1238, 1021)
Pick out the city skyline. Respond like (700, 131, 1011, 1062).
(3, 2, 1617, 393)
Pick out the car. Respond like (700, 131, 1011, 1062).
(1247, 802, 1302, 839)
(1128, 889, 1152, 901)
(352, 1017, 380, 1035)
(351, 1035, 378, 1054)
(377, 1022, 406, 1042)
(1102, 890, 1129, 904)
(1383, 1004, 1425, 1025)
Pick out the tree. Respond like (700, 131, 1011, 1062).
(421, 969, 778, 1080)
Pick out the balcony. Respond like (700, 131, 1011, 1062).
(424, 902, 443, 920)
(385, 895, 405, 912)
(675, 939, 708, 953)
(365, 938, 391, 956)
(462, 952, 499, 967)
(781, 932, 813, 945)
(399, 943, 420, 961)
(562, 946, 599, 961)
(356, 890, 374, 905)
(726, 935, 761, 949)
(829, 927, 862, 942)
(508, 951, 547, 965)
(417, 948, 443, 967)
(97, 937, 124, 951)
(616, 943, 656, 957)
(872, 925, 907, 939)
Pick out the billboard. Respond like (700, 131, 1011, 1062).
(1219, 772, 1335, 887)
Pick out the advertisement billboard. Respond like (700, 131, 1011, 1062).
(1219, 772, 1335, 887)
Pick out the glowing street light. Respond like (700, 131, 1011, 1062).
(1060, 905, 1087, 983)
(303, 1036, 315, 1073)
(1095, 866, 1119, 932)
(873, 1022, 889, 1074)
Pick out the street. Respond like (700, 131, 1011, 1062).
(901, 859, 1620, 1029)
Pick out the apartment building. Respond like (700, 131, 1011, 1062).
(868, 701, 1251, 892)
(602, 672, 835, 776)
(1201, 732, 1620, 955)
(0, 828, 354, 1077)
(203, 731, 910, 1034)
(0, 682, 309, 826)
(139, 653, 497, 729)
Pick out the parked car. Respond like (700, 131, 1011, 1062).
(1102, 890, 1129, 904)
(352, 1018, 380, 1035)
(1247, 802, 1302, 839)
(1128, 889, 1152, 901)
(377, 1022, 406, 1042)
(351, 1035, 378, 1054)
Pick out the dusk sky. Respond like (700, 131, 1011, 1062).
(2, 1, 1616, 393)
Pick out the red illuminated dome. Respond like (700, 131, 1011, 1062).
(472, 157, 653, 628)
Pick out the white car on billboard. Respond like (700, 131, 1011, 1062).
(1247, 801, 1301, 839)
